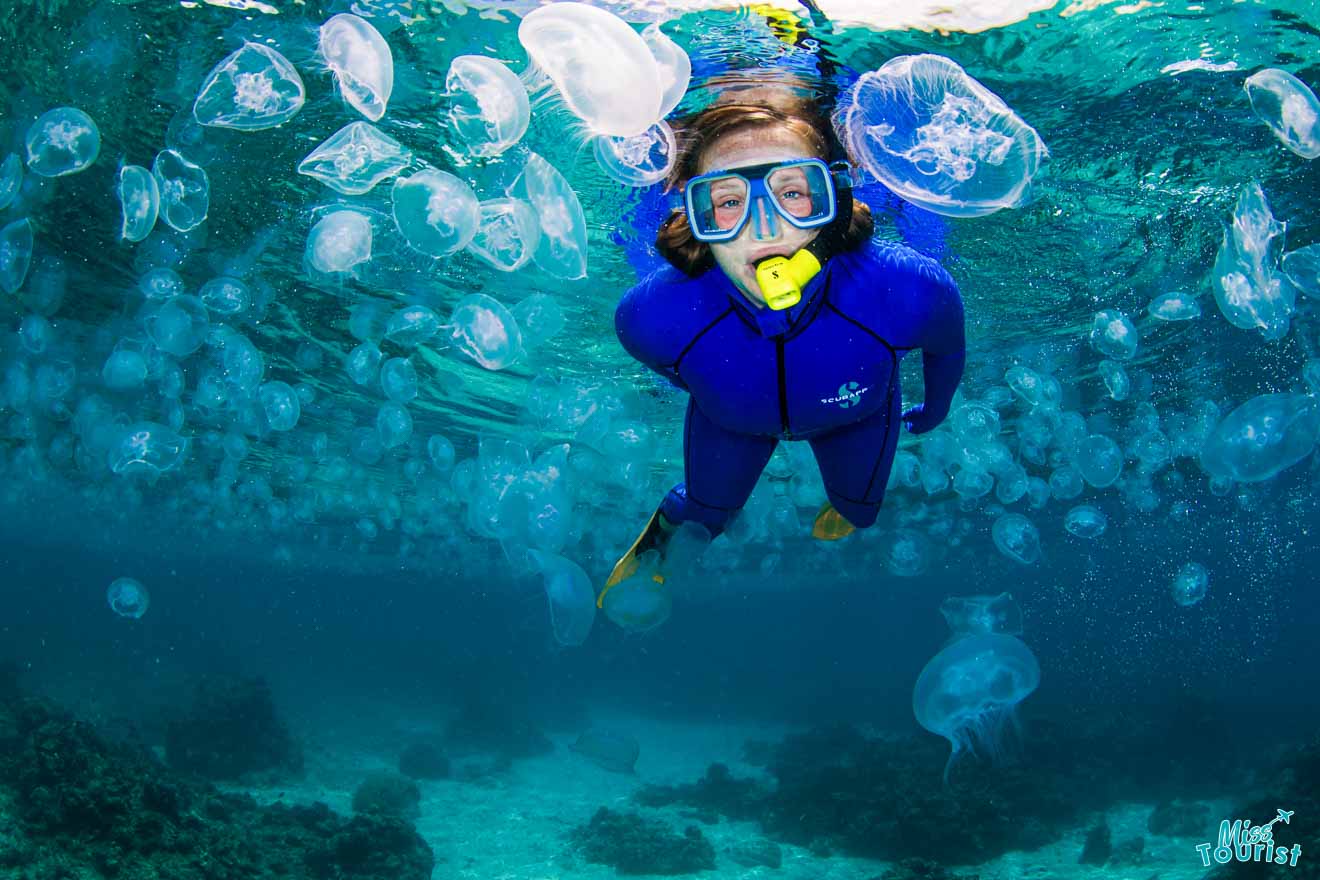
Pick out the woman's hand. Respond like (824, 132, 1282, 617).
(902, 403, 942, 434)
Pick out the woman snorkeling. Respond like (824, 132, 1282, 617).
(601, 84, 966, 605)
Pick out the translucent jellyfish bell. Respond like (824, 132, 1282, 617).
(517, 3, 663, 137)
(384, 305, 440, 347)
(25, 107, 100, 177)
(593, 121, 676, 187)
(109, 422, 188, 475)
(193, 42, 305, 131)
(840, 54, 1047, 217)
(468, 197, 541, 272)
(1244, 68, 1320, 160)
(449, 293, 523, 370)
(1064, 504, 1107, 539)
(297, 121, 411, 195)
(144, 295, 210, 357)
(306, 209, 373, 275)
(641, 23, 690, 121)
(1089, 309, 1138, 360)
(991, 512, 1040, 565)
(528, 549, 596, 647)
(1147, 291, 1201, 321)
(1282, 244, 1320, 297)
(0, 153, 24, 210)
(887, 528, 930, 577)
(940, 592, 1023, 637)
(445, 55, 530, 158)
(260, 381, 301, 430)
(392, 170, 479, 256)
(1199, 392, 1320, 483)
(1171, 562, 1209, 607)
(107, 577, 150, 619)
(1077, 434, 1123, 487)
(118, 165, 160, 243)
(319, 13, 393, 122)
(153, 149, 210, 232)
(511, 152, 588, 280)
(1212, 183, 1294, 340)
(599, 550, 672, 633)
(0, 218, 34, 295)
(913, 633, 1041, 782)
(512, 293, 564, 349)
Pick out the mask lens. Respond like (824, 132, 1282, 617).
(689, 174, 749, 240)
(767, 163, 832, 224)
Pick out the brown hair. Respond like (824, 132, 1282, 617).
(656, 86, 873, 277)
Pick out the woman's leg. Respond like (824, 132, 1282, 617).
(807, 396, 902, 530)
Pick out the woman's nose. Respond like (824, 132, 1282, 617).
(748, 197, 781, 241)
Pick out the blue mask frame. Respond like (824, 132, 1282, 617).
(682, 158, 842, 244)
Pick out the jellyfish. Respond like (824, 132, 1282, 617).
(199, 276, 250, 317)
(1147, 291, 1201, 321)
(25, 107, 100, 177)
(640, 22, 690, 121)
(319, 13, 393, 121)
(598, 548, 671, 633)
(593, 120, 677, 187)
(297, 121, 410, 195)
(0, 218, 34, 295)
(102, 348, 148, 391)
(887, 528, 930, 577)
(107, 577, 150, 619)
(510, 152, 588, 280)
(109, 422, 188, 475)
(991, 512, 1040, 565)
(511, 294, 564, 350)
(153, 149, 210, 232)
(379, 357, 418, 402)
(260, 381, 301, 431)
(517, 3, 662, 138)
(939, 592, 1023, 637)
(528, 549, 596, 647)
(1089, 309, 1138, 360)
(143, 295, 210, 357)
(118, 165, 160, 243)
(193, 42, 305, 130)
(1097, 360, 1129, 402)
(467, 197, 541, 272)
(384, 305, 440, 347)
(445, 55, 530, 158)
(1281, 244, 1320, 297)
(391, 170, 479, 256)
(913, 632, 1041, 781)
(448, 293, 523, 370)
(1003, 365, 1042, 406)
(306, 209, 373, 275)
(1171, 562, 1209, 607)
(139, 267, 185, 300)
(1244, 68, 1320, 160)
(1064, 504, 1107, 539)
(1076, 434, 1123, 487)
(0, 153, 21, 210)
(1212, 183, 1294, 341)
(346, 341, 383, 386)
(1199, 393, 1320, 483)
(376, 402, 412, 448)
(839, 54, 1047, 218)
(428, 434, 455, 471)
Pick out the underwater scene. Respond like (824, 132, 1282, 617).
(2, 0, 1319, 877)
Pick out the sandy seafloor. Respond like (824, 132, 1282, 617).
(225, 701, 1228, 880)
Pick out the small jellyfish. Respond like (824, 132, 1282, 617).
(1199, 392, 1320, 483)
(319, 13, 393, 122)
(259, 381, 301, 430)
(0, 218, 34, 295)
(1077, 434, 1123, 487)
(991, 512, 1040, 565)
(25, 107, 100, 177)
(887, 528, 930, 577)
(306, 209, 373, 275)
(467, 197, 541, 272)
(1097, 359, 1129, 402)
(0, 153, 24, 210)
(144, 295, 210, 357)
(939, 592, 1023, 636)
(449, 293, 523, 370)
(376, 401, 412, 448)
(153, 149, 210, 232)
(517, 3, 663, 137)
(1243, 68, 1320, 160)
(428, 434, 455, 471)
(107, 577, 150, 619)
(1281, 244, 1320, 297)
(1003, 365, 1042, 406)
(297, 121, 410, 195)
(102, 348, 148, 390)
(512, 293, 564, 349)
(384, 305, 440, 347)
(193, 42, 305, 130)
(445, 55, 530, 158)
(839, 54, 1047, 218)
(593, 121, 676, 187)
(598, 550, 671, 632)
(18, 315, 50, 354)
(139, 267, 185, 300)
(391, 170, 479, 257)
(1171, 562, 1209, 607)
(912, 632, 1041, 781)
(118, 165, 160, 243)
(199, 276, 250, 317)
(346, 341, 383, 386)
(1147, 291, 1201, 321)
(1089, 309, 1138, 360)
(511, 152, 588, 280)
(1064, 504, 1107, 539)
(379, 356, 418, 402)
(528, 549, 596, 647)
(109, 422, 188, 475)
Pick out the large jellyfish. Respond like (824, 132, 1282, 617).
(517, 3, 662, 137)
(528, 549, 596, 647)
(913, 633, 1041, 781)
(1199, 393, 1320, 483)
(467, 197, 541, 272)
(839, 54, 1047, 217)
(510, 152, 588, 280)
(1212, 183, 1295, 341)
(448, 293, 523, 370)
(640, 22, 690, 121)
(25, 107, 100, 177)
(306, 208, 374, 276)
(193, 42, 305, 130)
(297, 121, 410, 195)
(153, 149, 210, 232)
(391, 170, 479, 256)
(445, 55, 530, 158)
(319, 13, 393, 121)
(1244, 68, 1320, 160)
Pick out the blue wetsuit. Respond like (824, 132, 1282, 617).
(615, 240, 965, 534)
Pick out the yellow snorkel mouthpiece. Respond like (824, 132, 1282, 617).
(755, 249, 823, 311)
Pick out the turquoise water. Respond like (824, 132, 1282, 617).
(1, 1, 1318, 878)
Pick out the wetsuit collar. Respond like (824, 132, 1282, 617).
(724, 260, 831, 338)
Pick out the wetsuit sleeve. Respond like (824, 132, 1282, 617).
(914, 267, 966, 428)
(615, 272, 687, 390)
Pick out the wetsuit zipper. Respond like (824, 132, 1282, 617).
(775, 337, 789, 435)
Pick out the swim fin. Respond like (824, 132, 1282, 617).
(812, 502, 856, 541)
(598, 507, 672, 608)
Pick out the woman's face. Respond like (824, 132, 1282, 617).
(695, 126, 822, 304)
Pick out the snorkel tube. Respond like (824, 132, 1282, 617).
(754, 166, 855, 310)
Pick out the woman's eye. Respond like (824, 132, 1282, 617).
(718, 198, 742, 209)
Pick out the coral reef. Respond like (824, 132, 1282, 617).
(351, 772, 422, 820)
(1218, 731, 1320, 879)
(571, 807, 716, 875)
(164, 675, 303, 781)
